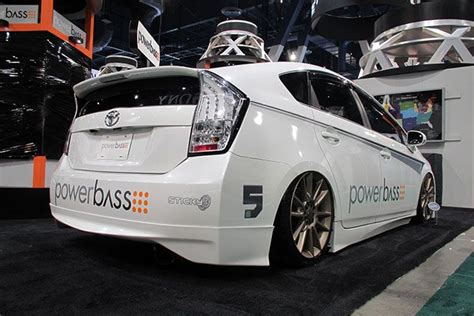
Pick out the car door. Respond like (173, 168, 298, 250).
(308, 72, 383, 228)
(353, 89, 423, 222)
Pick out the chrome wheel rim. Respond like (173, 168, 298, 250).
(420, 176, 435, 220)
(289, 172, 333, 259)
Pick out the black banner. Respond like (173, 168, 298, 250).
(0, 31, 90, 159)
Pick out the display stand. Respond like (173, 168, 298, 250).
(0, 0, 98, 218)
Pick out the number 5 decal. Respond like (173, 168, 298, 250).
(243, 185, 263, 218)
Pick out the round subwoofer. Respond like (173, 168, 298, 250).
(311, 0, 408, 40)
(216, 20, 258, 35)
(375, 0, 474, 37)
(197, 19, 271, 68)
(104, 55, 138, 68)
(99, 55, 138, 76)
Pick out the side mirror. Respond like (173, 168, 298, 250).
(407, 130, 427, 147)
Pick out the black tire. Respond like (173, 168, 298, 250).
(414, 174, 436, 224)
(270, 172, 334, 267)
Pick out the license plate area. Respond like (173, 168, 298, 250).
(97, 132, 133, 161)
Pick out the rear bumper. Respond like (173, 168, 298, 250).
(51, 203, 272, 266)
(50, 153, 289, 266)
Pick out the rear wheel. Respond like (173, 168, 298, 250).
(415, 174, 436, 223)
(271, 172, 334, 267)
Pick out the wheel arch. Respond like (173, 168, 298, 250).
(420, 170, 437, 199)
(269, 164, 338, 265)
(420, 163, 436, 197)
(272, 161, 340, 227)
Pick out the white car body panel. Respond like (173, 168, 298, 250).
(50, 62, 433, 266)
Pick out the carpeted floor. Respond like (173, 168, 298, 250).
(0, 208, 473, 315)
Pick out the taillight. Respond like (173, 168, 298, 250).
(189, 71, 248, 155)
(63, 129, 72, 155)
(64, 97, 79, 156)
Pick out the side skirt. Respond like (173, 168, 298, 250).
(329, 216, 413, 253)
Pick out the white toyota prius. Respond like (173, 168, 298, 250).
(50, 62, 436, 266)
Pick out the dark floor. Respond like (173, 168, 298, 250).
(0, 209, 473, 315)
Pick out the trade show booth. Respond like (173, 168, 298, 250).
(356, 0, 474, 209)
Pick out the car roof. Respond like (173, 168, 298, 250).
(208, 62, 351, 112)
(210, 61, 345, 82)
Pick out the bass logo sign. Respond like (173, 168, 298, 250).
(137, 21, 160, 67)
(0, 5, 38, 24)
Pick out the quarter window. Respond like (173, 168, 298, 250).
(310, 74, 364, 126)
(280, 72, 309, 105)
(356, 90, 406, 143)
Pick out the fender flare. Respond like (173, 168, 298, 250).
(272, 161, 341, 225)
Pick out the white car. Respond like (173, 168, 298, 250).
(50, 62, 436, 266)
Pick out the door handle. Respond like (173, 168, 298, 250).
(380, 149, 391, 160)
(321, 131, 340, 144)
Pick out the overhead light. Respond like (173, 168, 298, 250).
(221, 7, 243, 19)
(68, 36, 84, 45)
(289, 52, 297, 61)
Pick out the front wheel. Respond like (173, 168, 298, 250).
(270, 172, 334, 267)
(415, 174, 436, 223)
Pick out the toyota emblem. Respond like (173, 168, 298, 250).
(104, 110, 120, 127)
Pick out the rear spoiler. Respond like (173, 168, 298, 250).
(74, 66, 200, 98)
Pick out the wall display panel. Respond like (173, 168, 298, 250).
(375, 90, 443, 141)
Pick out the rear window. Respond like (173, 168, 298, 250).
(78, 76, 200, 116)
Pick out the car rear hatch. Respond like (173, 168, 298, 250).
(68, 66, 200, 174)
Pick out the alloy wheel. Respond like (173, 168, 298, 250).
(289, 172, 333, 259)
(420, 175, 436, 220)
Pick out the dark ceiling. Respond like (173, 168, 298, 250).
(90, 0, 362, 76)
(34, 0, 440, 80)
(2, 0, 443, 78)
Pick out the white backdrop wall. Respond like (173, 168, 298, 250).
(356, 66, 474, 209)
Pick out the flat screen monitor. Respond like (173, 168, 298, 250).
(375, 90, 443, 141)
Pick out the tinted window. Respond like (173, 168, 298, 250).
(356, 90, 405, 143)
(78, 76, 200, 116)
(310, 75, 364, 126)
(280, 72, 309, 105)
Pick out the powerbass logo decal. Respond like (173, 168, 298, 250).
(349, 179, 406, 213)
(54, 180, 150, 215)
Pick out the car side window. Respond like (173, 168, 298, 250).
(309, 74, 364, 126)
(356, 90, 406, 144)
(280, 72, 309, 105)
